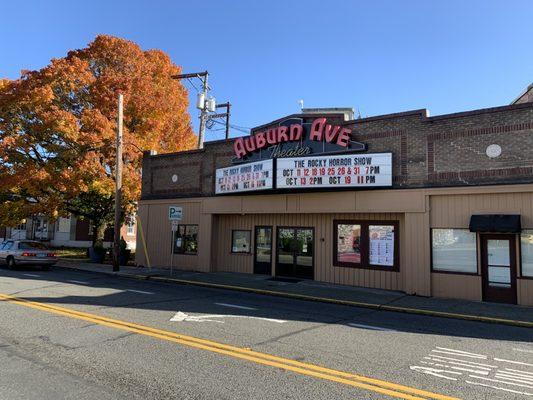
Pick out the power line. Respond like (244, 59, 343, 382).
(186, 78, 200, 93)
(229, 123, 252, 130)
(210, 119, 250, 135)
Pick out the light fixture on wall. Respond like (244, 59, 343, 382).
(486, 144, 502, 158)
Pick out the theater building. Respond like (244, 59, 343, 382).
(136, 91, 533, 306)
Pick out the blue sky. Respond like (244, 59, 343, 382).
(1, 0, 532, 141)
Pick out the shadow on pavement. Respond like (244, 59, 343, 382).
(0, 265, 532, 344)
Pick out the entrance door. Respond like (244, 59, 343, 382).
(276, 227, 314, 279)
(254, 226, 272, 275)
(480, 235, 517, 304)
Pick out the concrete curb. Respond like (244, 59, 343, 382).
(57, 264, 533, 329)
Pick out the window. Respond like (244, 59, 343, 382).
(172, 225, 198, 255)
(57, 217, 71, 233)
(336, 223, 361, 265)
(334, 221, 398, 270)
(520, 230, 533, 277)
(126, 220, 135, 236)
(431, 229, 477, 274)
(19, 242, 48, 250)
(14, 222, 26, 231)
(231, 230, 251, 253)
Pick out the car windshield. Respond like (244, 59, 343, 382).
(19, 242, 48, 250)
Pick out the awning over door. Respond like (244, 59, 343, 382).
(469, 214, 521, 233)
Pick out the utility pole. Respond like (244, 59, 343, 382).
(113, 93, 123, 272)
(172, 71, 209, 149)
(197, 72, 208, 149)
(215, 102, 231, 139)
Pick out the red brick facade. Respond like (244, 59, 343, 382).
(141, 102, 533, 200)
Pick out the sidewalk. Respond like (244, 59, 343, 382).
(56, 259, 533, 328)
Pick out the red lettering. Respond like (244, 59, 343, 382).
(277, 126, 289, 142)
(337, 128, 351, 147)
(234, 120, 351, 158)
(244, 136, 256, 152)
(309, 118, 326, 141)
(324, 124, 340, 143)
(255, 132, 266, 149)
(234, 137, 246, 158)
(277, 126, 288, 142)
(266, 128, 277, 144)
(289, 124, 302, 141)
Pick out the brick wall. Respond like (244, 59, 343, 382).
(141, 102, 533, 200)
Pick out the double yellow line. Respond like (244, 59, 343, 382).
(0, 293, 458, 400)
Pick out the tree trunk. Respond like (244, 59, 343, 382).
(91, 221, 106, 245)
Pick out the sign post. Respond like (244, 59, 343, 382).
(168, 207, 182, 276)
(170, 220, 179, 275)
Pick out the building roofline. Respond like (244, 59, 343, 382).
(342, 100, 533, 125)
(511, 82, 533, 104)
(146, 101, 533, 158)
(251, 113, 348, 131)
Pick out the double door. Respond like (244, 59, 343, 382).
(252, 226, 314, 279)
(276, 227, 314, 279)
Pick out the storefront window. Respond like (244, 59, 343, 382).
(336, 224, 361, 265)
(173, 225, 198, 255)
(334, 221, 398, 270)
(520, 230, 533, 277)
(231, 230, 251, 253)
(432, 229, 477, 273)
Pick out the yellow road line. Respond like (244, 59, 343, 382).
(0, 293, 459, 400)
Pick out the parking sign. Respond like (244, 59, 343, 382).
(169, 206, 183, 220)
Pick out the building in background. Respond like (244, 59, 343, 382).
(1, 215, 136, 250)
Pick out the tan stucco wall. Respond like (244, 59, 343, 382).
(213, 212, 405, 292)
(136, 183, 533, 306)
(431, 273, 483, 301)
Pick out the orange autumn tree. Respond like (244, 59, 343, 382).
(0, 35, 196, 242)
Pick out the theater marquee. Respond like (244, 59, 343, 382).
(215, 159, 273, 194)
(215, 153, 392, 194)
(276, 153, 392, 189)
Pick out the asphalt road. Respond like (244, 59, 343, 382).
(0, 265, 531, 400)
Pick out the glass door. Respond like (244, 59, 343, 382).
(276, 228, 295, 277)
(276, 227, 314, 279)
(294, 228, 314, 279)
(254, 226, 272, 275)
(481, 235, 517, 304)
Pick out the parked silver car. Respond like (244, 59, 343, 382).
(0, 240, 58, 270)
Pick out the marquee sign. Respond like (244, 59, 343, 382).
(214, 115, 391, 195)
(277, 153, 392, 189)
(233, 117, 366, 162)
(215, 159, 273, 194)
(214, 153, 392, 194)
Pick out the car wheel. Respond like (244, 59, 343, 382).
(6, 257, 16, 270)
